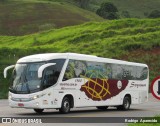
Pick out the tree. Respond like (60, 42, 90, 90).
(148, 10, 160, 18)
(96, 2, 119, 20)
(100, 2, 118, 12)
(121, 11, 130, 18)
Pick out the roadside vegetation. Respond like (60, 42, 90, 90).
(0, 18, 160, 98)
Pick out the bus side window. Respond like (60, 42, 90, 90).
(63, 71, 70, 81)
(63, 60, 75, 81)
(141, 67, 148, 80)
(63, 60, 87, 81)
(43, 67, 60, 89)
(138, 66, 148, 80)
(131, 66, 137, 80)
(116, 65, 123, 80)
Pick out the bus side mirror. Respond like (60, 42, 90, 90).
(38, 63, 56, 78)
(4, 65, 15, 78)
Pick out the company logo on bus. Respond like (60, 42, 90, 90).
(80, 78, 128, 101)
(130, 82, 146, 88)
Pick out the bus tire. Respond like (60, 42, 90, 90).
(96, 106, 108, 110)
(34, 109, 44, 114)
(59, 97, 70, 114)
(117, 96, 130, 110)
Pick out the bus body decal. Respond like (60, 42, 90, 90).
(80, 78, 128, 101)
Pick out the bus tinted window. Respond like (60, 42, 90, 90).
(63, 60, 86, 80)
(42, 59, 65, 89)
(63, 60, 148, 81)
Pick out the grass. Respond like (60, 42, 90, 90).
(0, 0, 103, 36)
(0, 18, 160, 98)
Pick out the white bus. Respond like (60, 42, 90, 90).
(4, 53, 149, 114)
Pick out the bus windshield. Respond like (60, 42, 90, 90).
(9, 59, 65, 94)
(10, 63, 44, 94)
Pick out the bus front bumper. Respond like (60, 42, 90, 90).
(9, 98, 42, 109)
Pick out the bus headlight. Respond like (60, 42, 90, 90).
(31, 95, 39, 100)
(30, 93, 46, 100)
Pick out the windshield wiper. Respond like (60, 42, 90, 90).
(13, 74, 22, 92)
(24, 73, 30, 93)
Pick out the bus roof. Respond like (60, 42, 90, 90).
(17, 53, 147, 67)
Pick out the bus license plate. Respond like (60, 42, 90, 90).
(18, 103, 24, 107)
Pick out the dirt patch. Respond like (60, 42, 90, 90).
(121, 47, 160, 61)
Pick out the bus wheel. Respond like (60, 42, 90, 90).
(117, 96, 130, 110)
(34, 109, 44, 114)
(96, 106, 108, 110)
(59, 97, 70, 114)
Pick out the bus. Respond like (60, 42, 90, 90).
(4, 53, 149, 114)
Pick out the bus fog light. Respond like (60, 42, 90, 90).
(36, 102, 39, 106)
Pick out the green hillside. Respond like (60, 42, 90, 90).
(0, 0, 160, 36)
(0, 18, 160, 98)
(0, 0, 103, 36)
(87, 0, 160, 18)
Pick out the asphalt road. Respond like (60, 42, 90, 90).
(0, 94, 160, 126)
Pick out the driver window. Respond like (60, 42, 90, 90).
(43, 66, 60, 89)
